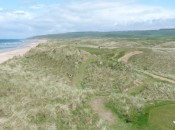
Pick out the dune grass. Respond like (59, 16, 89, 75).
(0, 38, 175, 130)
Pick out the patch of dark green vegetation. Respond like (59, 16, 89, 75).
(106, 101, 148, 126)
(106, 100, 175, 130)
(116, 50, 125, 59)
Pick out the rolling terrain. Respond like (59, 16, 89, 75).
(0, 31, 175, 130)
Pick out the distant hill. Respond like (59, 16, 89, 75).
(159, 28, 175, 30)
(29, 29, 175, 39)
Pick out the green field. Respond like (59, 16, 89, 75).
(148, 104, 175, 130)
(0, 33, 175, 130)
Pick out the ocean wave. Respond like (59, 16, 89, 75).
(0, 39, 24, 51)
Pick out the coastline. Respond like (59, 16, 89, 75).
(0, 39, 47, 64)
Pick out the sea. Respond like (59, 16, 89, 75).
(0, 39, 28, 51)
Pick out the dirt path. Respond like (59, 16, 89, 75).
(143, 71, 175, 84)
(118, 51, 143, 63)
(91, 97, 116, 124)
(0, 39, 47, 64)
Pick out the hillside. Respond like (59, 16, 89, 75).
(0, 37, 175, 130)
(30, 29, 175, 40)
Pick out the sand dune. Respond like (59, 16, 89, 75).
(0, 39, 47, 64)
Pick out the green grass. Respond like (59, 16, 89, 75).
(106, 98, 175, 130)
(147, 104, 175, 130)
(133, 101, 175, 130)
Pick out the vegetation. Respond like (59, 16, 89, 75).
(0, 35, 175, 130)
(30, 29, 175, 40)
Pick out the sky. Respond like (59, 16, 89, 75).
(0, 0, 175, 38)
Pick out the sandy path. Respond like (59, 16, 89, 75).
(118, 51, 143, 63)
(143, 71, 175, 84)
(0, 39, 47, 64)
(91, 97, 116, 124)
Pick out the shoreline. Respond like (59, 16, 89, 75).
(0, 39, 47, 64)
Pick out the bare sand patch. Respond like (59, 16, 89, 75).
(118, 51, 143, 63)
(91, 97, 116, 124)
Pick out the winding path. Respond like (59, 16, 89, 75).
(143, 71, 175, 84)
(118, 51, 143, 63)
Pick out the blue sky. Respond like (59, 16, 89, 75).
(139, 0, 175, 9)
(0, 0, 175, 38)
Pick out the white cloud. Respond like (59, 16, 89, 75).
(1, 0, 175, 38)
(0, 10, 33, 23)
(30, 4, 45, 9)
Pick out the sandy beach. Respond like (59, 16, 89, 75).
(0, 39, 47, 64)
